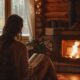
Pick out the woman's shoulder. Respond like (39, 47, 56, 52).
(12, 40, 27, 49)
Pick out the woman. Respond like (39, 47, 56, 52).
(0, 14, 29, 80)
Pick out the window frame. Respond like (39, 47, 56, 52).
(5, 0, 11, 21)
(5, 0, 29, 36)
(4, 0, 29, 43)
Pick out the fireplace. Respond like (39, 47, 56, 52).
(53, 31, 80, 64)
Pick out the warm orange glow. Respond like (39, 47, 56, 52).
(70, 41, 80, 59)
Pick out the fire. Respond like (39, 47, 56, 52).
(70, 41, 80, 58)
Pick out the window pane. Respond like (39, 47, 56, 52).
(0, 0, 5, 33)
(11, 0, 29, 36)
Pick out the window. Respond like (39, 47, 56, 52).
(11, 0, 29, 36)
(0, 0, 33, 36)
(0, 0, 34, 40)
(0, 0, 5, 34)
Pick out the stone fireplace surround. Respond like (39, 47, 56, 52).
(53, 30, 80, 73)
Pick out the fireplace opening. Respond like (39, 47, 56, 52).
(62, 40, 80, 59)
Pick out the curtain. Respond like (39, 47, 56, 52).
(12, 0, 35, 41)
(24, 0, 35, 41)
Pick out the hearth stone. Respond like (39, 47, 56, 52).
(54, 62, 80, 73)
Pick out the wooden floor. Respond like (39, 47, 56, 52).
(57, 73, 80, 80)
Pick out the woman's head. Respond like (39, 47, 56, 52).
(3, 14, 23, 39)
(0, 14, 23, 49)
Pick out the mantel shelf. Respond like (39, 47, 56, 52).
(54, 29, 80, 35)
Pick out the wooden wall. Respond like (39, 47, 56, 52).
(45, 0, 69, 21)
(35, 0, 80, 38)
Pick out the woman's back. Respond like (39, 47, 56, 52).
(0, 14, 29, 80)
(0, 40, 28, 80)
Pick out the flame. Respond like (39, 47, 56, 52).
(70, 41, 80, 58)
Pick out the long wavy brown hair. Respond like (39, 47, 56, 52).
(0, 14, 23, 49)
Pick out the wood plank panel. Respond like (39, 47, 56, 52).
(45, 0, 69, 20)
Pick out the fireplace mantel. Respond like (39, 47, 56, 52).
(54, 29, 80, 35)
